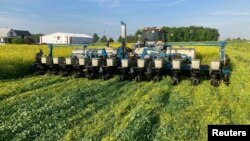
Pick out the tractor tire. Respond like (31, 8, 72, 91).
(61, 72, 67, 77)
(102, 75, 108, 80)
(52, 71, 59, 75)
(119, 75, 125, 81)
(87, 75, 92, 80)
(191, 78, 199, 86)
(30, 64, 37, 74)
(136, 75, 142, 82)
(74, 73, 81, 78)
(47, 70, 52, 75)
(64, 72, 70, 77)
(135, 76, 140, 82)
(86, 74, 89, 79)
(135, 76, 138, 82)
(36, 71, 45, 75)
(223, 74, 230, 85)
(60, 72, 66, 77)
(88, 74, 94, 80)
(224, 54, 230, 67)
(172, 77, 179, 85)
(224, 81, 229, 86)
(153, 76, 160, 82)
(210, 79, 220, 87)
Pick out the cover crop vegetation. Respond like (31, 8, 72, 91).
(0, 42, 249, 140)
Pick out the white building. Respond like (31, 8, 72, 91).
(40, 32, 93, 44)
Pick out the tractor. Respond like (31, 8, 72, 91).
(32, 21, 230, 86)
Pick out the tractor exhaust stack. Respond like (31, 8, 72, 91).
(121, 21, 127, 47)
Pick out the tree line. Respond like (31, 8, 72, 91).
(10, 34, 43, 44)
(93, 33, 114, 43)
(162, 26, 219, 42)
(93, 26, 220, 43)
(12, 26, 220, 44)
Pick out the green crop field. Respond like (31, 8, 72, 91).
(0, 42, 250, 141)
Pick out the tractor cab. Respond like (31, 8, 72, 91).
(134, 27, 166, 50)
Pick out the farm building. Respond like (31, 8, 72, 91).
(0, 28, 31, 43)
(40, 32, 93, 44)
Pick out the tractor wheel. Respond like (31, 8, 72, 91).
(63, 73, 69, 77)
(135, 76, 138, 82)
(60, 72, 66, 77)
(102, 75, 108, 80)
(223, 74, 230, 85)
(47, 70, 52, 75)
(146, 73, 153, 81)
(64, 72, 70, 77)
(153, 76, 160, 82)
(119, 75, 125, 81)
(210, 79, 220, 87)
(52, 71, 59, 75)
(191, 78, 199, 86)
(36, 71, 45, 75)
(87, 75, 92, 80)
(74, 73, 80, 78)
(172, 77, 179, 85)
(224, 81, 229, 86)
(224, 54, 230, 67)
(41, 71, 46, 75)
(135, 75, 141, 82)
(88, 74, 94, 80)
(136, 75, 142, 82)
(86, 74, 89, 79)
(30, 64, 37, 74)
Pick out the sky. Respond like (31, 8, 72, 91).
(1, 0, 250, 40)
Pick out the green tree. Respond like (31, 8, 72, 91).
(126, 35, 137, 43)
(108, 37, 114, 42)
(117, 35, 122, 43)
(32, 34, 43, 44)
(135, 29, 142, 41)
(24, 37, 35, 44)
(160, 26, 219, 42)
(100, 35, 108, 42)
(93, 33, 100, 43)
(11, 37, 25, 44)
